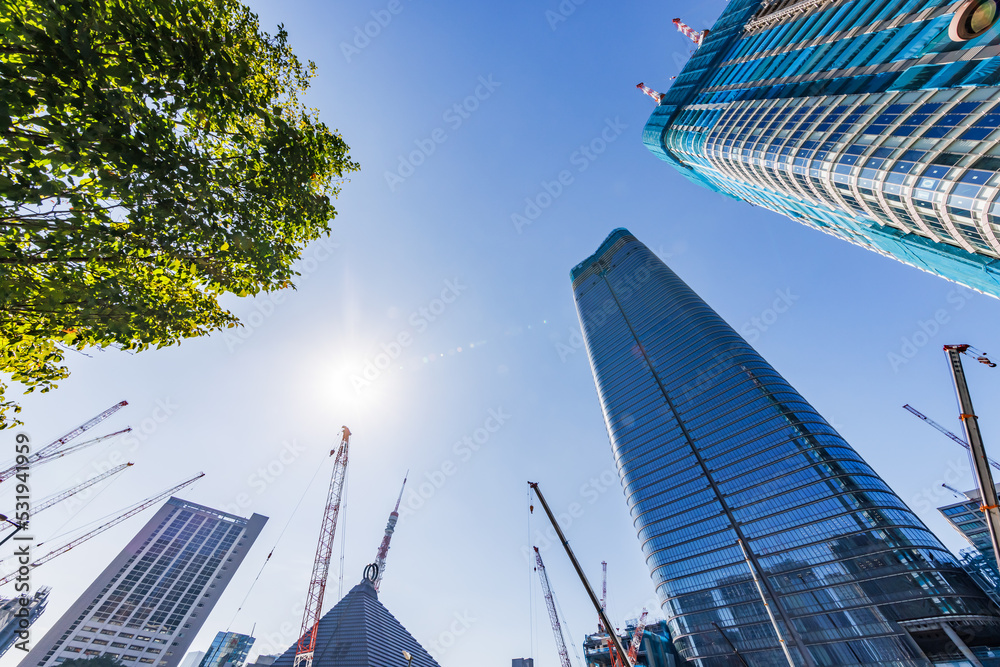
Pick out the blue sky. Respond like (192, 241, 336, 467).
(6, 1, 1000, 667)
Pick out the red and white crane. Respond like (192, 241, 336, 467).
(627, 610, 648, 664)
(372, 473, 407, 592)
(0, 402, 129, 482)
(0, 472, 202, 586)
(295, 426, 351, 667)
(673, 18, 709, 47)
(533, 546, 573, 667)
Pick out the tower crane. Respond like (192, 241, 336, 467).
(294, 427, 351, 667)
(0, 402, 128, 482)
(903, 404, 1000, 471)
(533, 547, 573, 667)
(0, 472, 202, 586)
(673, 18, 709, 47)
(0, 462, 134, 534)
(372, 473, 407, 592)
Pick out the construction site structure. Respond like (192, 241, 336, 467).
(372, 473, 407, 592)
(583, 619, 680, 667)
(0, 402, 129, 482)
(0, 472, 203, 586)
(672, 18, 709, 47)
(294, 427, 352, 667)
(904, 404, 1000, 471)
(533, 547, 573, 667)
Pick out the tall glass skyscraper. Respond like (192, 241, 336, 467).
(643, 0, 1000, 296)
(573, 229, 1000, 666)
(24, 497, 267, 667)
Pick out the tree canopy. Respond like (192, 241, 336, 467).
(0, 0, 358, 425)
(59, 658, 123, 667)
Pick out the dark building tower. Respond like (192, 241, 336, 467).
(24, 497, 267, 667)
(572, 229, 1000, 666)
(271, 576, 439, 667)
(642, 0, 1000, 296)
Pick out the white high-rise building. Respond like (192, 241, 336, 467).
(24, 497, 266, 667)
(178, 650, 206, 667)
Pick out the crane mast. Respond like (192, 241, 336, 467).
(372, 473, 407, 592)
(533, 547, 573, 667)
(0, 472, 202, 586)
(0, 403, 129, 482)
(295, 426, 351, 667)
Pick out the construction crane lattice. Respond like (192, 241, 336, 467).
(294, 427, 351, 667)
(533, 547, 573, 667)
(0, 403, 128, 482)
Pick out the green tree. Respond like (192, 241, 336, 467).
(0, 0, 358, 426)
(59, 659, 123, 667)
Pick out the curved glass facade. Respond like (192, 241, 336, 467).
(643, 0, 1000, 297)
(572, 229, 1000, 666)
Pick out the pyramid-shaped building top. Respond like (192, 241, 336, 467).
(272, 578, 440, 667)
